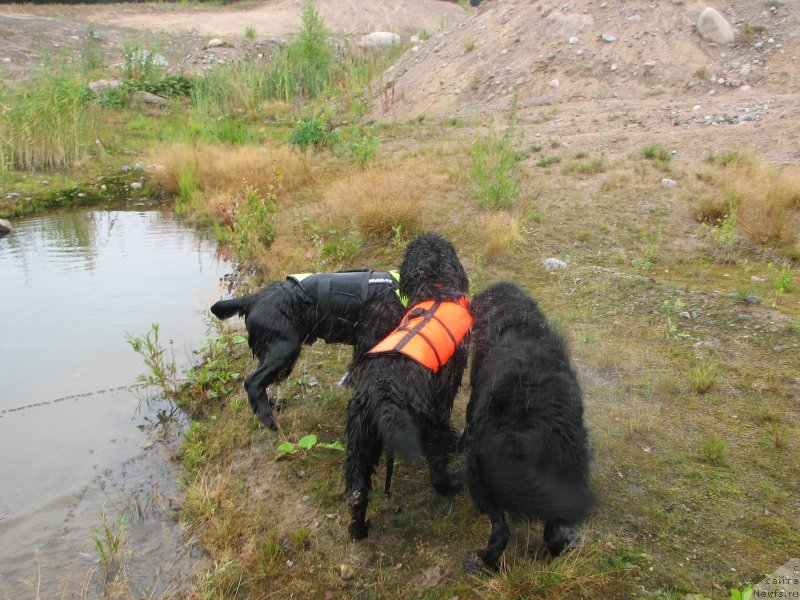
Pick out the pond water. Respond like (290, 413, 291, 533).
(0, 204, 228, 597)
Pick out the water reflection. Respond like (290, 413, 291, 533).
(0, 206, 226, 597)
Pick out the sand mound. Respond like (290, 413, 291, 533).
(373, 0, 800, 120)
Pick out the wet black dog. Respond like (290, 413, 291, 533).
(210, 270, 405, 430)
(464, 282, 594, 571)
(345, 233, 471, 540)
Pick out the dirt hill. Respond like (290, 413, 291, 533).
(375, 0, 800, 118)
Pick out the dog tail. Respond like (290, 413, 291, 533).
(474, 430, 594, 524)
(366, 381, 423, 463)
(210, 294, 256, 320)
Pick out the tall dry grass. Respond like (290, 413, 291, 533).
(480, 212, 523, 264)
(698, 157, 800, 256)
(323, 168, 428, 243)
(146, 143, 316, 198)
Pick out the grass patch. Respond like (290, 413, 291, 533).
(0, 64, 91, 171)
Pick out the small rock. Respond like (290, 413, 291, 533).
(543, 258, 568, 271)
(738, 314, 752, 321)
(772, 345, 785, 353)
(549, 79, 560, 88)
(2, 57, 12, 63)
(568, 36, 579, 44)
(207, 38, 226, 48)
(4, 192, 19, 200)
(745, 295, 763, 304)
(410, 35, 420, 44)
(100, 185, 108, 192)
(750, 276, 766, 282)
(340, 564, 355, 580)
(601, 33, 617, 43)
(130, 182, 143, 190)
(0, 218, 12, 238)
(661, 178, 679, 188)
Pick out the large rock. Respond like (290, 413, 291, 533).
(0, 218, 12, 238)
(696, 7, 735, 45)
(131, 91, 169, 107)
(88, 79, 121, 94)
(356, 32, 401, 49)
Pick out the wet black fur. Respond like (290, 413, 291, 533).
(210, 276, 404, 430)
(345, 233, 470, 540)
(464, 282, 594, 571)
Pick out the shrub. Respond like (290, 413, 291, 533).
(289, 115, 333, 147)
(231, 186, 278, 261)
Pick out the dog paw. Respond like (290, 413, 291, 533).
(256, 408, 277, 431)
(464, 552, 498, 573)
(434, 472, 464, 496)
(348, 519, 371, 540)
(463, 553, 485, 573)
(545, 525, 580, 557)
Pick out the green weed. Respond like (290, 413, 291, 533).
(642, 142, 671, 163)
(470, 117, 521, 210)
(536, 156, 562, 168)
(275, 433, 344, 460)
(91, 504, 128, 579)
(244, 26, 257, 40)
(199, 560, 246, 598)
(289, 115, 333, 147)
(120, 44, 166, 82)
(231, 186, 278, 261)
(337, 125, 380, 167)
(125, 323, 179, 397)
(688, 362, 719, 394)
(775, 266, 794, 294)
(321, 229, 363, 264)
(698, 436, 727, 466)
(562, 155, 607, 175)
(184, 335, 244, 401)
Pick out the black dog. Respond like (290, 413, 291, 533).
(210, 270, 405, 430)
(344, 233, 471, 540)
(464, 282, 594, 571)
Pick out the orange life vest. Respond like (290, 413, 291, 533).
(368, 297, 472, 372)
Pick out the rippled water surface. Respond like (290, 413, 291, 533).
(0, 207, 227, 596)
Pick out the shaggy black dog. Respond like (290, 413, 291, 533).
(345, 233, 470, 540)
(210, 270, 405, 430)
(464, 282, 594, 571)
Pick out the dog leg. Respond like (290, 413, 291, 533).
(543, 521, 579, 556)
(243, 340, 301, 430)
(477, 511, 510, 571)
(345, 395, 382, 540)
(424, 423, 463, 496)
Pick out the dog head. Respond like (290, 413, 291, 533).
(399, 233, 469, 305)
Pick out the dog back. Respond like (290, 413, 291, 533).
(289, 270, 402, 343)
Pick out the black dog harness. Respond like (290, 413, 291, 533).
(288, 270, 404, 343)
